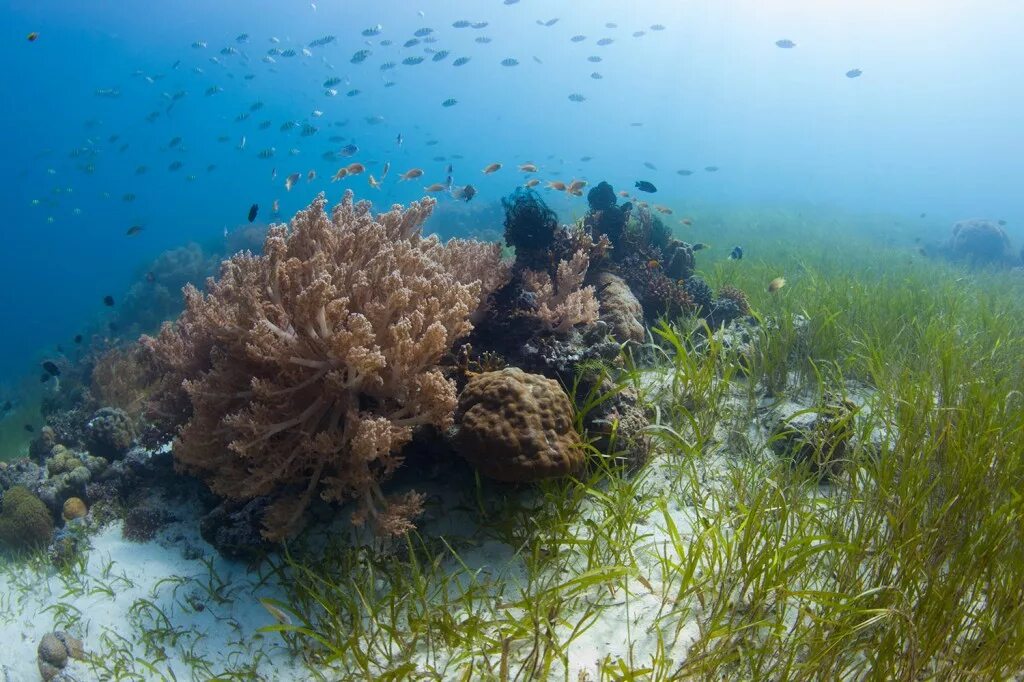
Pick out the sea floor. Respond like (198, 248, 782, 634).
(0, 367, 728, 680)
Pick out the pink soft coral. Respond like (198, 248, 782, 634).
(145, 192, 508, 540)
(521, 251, 600, 334)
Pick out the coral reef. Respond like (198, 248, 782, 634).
(594, 272, 645, 344)
(29, 425, 57, 462)
(454, 368, 584, 481)
(47, 445, 82, 476)
(946, 218, 1013, 265)
(88, 342, 162, 421)
(199, 497, 275, 561)
(61, 496, 87, 521)
(29, 447, 106, 518)
(717, 285, 751, 316)
(122, 503, 175, 542)
(683, 276, 714, 314)
(521, 251, 600, 334)
(620, 256, 696, 320)
(663, 239, 695, 280)
(0, 485, 54, 551)
(87, 407, 136, 459)
(144, 192, 505, 540)
(585, 181, 632, 247)
(113, 242, 220, 338)
(502, 188, 560, 270)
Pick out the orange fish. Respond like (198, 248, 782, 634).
(524, 178, 540, 188)
(400, 168, 424, 181)
(424, 183, 447, 192)
(680, 217, 693, 226)
(566, 179, 587, 193)
(547, 180, 567, 191)
(518, 163, 539, 173)
(655, 205, 673, 215)
(332, 168, 348, 182)
(368, 174, 381, 189)
(618, 191, 630, 198)
(647, 259, 660, 270)
(768, 277, 786, 293)
(346, 162, 365, 175)
(482, 162, 502, 174)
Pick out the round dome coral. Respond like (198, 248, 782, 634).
(454, 368, 584, 482)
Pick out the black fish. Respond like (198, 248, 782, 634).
(103, 295, 115, 307)
(24, 424, 34, 433)
(74, 334, 83, 344)
(729, 246, 744, 260)
(126, 225, 144, 236)
(453, 184, 476, 202)
(634, 180, 657, 193)
(42, 361, 61, 377)
(248, 203, 259, 223)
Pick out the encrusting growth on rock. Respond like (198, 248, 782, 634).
(145, 191, 509, 540)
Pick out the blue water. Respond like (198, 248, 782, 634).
(1, 0, 1022, 382)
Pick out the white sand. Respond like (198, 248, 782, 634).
(0, 514, 301, 680)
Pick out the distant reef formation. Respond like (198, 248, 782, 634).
(2, 183, 751, 558)
(927, 218, 1023, 268)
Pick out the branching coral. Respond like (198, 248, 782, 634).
(521, 251, 600, 334)
(144, 192, 505, 540)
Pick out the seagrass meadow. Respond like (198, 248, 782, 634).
(2, 199, 1023, 680)
(246, 210, 1024, 680)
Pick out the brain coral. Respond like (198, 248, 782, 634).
(455, 368, 584, 482)
(0, 486, 55, 551)
(62, 497, 87, 521)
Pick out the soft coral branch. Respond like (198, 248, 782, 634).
(145, 191, 507, 540)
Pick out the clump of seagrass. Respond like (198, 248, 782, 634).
(145, 192, 509, 540)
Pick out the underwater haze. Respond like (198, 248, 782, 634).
(2, 0, 1022, 381)
(7, 3, 1024, 680)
